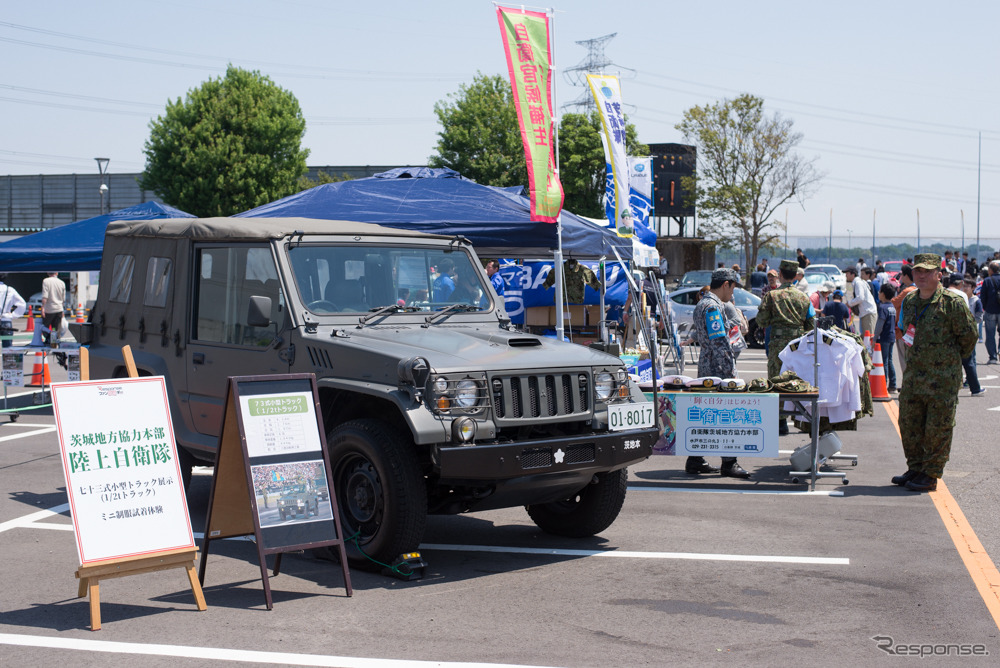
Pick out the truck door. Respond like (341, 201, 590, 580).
(185, 244, 289, 437)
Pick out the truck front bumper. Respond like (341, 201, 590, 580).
(432, 426, 657, 483)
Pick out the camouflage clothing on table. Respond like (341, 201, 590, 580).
(542, 260, 602, 304)
(692, 290, 737, 378)
(754, 280, 815, 378)
(898, 283, 977, 478)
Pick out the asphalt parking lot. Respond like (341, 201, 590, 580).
(2, 334, 1000, 666)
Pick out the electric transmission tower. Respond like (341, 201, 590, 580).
(562, 33, 636, 112)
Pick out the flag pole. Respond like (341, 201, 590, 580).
(549, 6, 566, 342)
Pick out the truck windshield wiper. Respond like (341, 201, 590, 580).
(422, 303, 478, 327)
(358, 304, 419, 326)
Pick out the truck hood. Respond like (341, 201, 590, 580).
(313, 323, 622, 373)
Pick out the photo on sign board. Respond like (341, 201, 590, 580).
(251, 460, 332, 528)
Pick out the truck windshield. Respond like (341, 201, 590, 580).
(287, 244, 492, 314)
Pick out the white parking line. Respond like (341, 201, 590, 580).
(0, 426, 56, 443)
(421, 543, 849, 565)
(0, 633, 548, 668)
(629, 484, 843, 496)
(0, 502, 69, 534)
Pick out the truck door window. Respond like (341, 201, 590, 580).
(193, 246, 279, 347)
(109, 254, 135, 304)
(143, 257, 172, 308)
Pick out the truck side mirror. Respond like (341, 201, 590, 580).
(247, 296, 272, 328)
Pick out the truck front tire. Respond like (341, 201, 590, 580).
(526, 469, 628, 538)
(328, 419, 427, 569)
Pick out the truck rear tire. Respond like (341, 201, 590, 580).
(526, 469, 628, 538)
(328, 419, 426, 569)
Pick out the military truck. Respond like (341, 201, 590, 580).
(77, 217, 658, 566)
(278, 483, 319, 520)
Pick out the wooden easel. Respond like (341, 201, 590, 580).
(72, 345, 207, 630)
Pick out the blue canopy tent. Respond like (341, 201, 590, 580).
(0, 201, 194, 271)
(237, 168, 634, 260)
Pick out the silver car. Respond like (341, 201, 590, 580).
(667, 286, 764, 348)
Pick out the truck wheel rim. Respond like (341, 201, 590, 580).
(340, 455, 384, 533)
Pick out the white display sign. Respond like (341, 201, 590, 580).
(52, 376, 195, 564)
(674, 393, 779, 458)
(239, 391, 321, 458)
(3, 351, 24, 386)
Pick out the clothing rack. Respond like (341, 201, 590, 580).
(785, 324, 859, 489)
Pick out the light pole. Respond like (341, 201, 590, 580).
(872, 208, 876, 268)
(846, 228, 853, 252)
(916, 208, 921, 255)
(95, 157, 109, 214)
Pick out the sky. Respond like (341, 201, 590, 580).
(2, 0, 998, 242)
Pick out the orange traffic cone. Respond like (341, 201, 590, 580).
(862, 330, 872, 355)
(869, 343, 891, 402)
(76, 303, 85, 324)
(28, 352, 51, 387)
(25, 306, 34, 332)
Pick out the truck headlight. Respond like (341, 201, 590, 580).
(595, 372, 614, 400)
(455, 379, 479, 408)
(433, 377, 449, 394)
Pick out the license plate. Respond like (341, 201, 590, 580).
(608, 402, 655, 431)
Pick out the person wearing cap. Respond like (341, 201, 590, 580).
(0, 274, 27, 348)
(844, 265, 877, 337)
(946, 273, 984, 397)
(755, 259, 815, 435)
(810, 280, 834, 311)
(685, 268, 751, 479)
(822, 289, 850, 330)
(892, 253, 978, 493)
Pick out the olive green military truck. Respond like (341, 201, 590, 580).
(76, 217, 657, 566)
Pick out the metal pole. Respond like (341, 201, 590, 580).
(847, 229, 852, 252)
(916, 209, 921, 255)
(546, 8, 566, 342)
(784, 208, 788, 253)
(961, 209, 965, 262)
(976, 132, 981, 263)
(872, 208, 876, 269)
(828, 208, 832, 264)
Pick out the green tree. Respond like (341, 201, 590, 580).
(559, 111, 647, 219)
(676, 94, 821, 268)
(429, 73, 526, 189)
(430, 74, 647, 219)
(141, 65, 309, 217)
(296, 170, 354, 192)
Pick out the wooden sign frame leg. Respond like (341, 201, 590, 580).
(75, 548, 207, 631)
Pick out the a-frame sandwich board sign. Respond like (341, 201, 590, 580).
(198, 373, 352, 609)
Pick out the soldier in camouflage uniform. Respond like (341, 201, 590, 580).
(542, 258, 602, 303)
(754, 259, 815, 435)
(891, 253, 978, 492)
(686, 268, 751, 478)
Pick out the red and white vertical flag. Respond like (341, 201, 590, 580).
(496, 5, 564, 223)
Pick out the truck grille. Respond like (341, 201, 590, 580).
(491, 372, 590, 422)
(519, 444, 596, 469)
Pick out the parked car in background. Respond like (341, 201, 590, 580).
(799, 272, 832, 295)
(679, 270, 714, 288)
(27, 292, 73, 317)
(882, 260, 904, 283)
(804, 264, 846, 290)
(667, 286, 764, 348)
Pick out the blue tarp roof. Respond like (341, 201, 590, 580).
(238, 168, 634, 260)
(0, 201, 194, 272)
